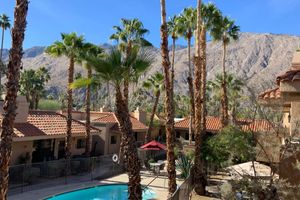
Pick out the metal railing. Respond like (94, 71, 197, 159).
(170, 170, 194, 200)
(8, 155, 123, 195)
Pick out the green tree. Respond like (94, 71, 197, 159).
(160, 0, 177, 195)
(46, 32, 85, 170)
(177, 8, 197, 145)
(207, 73, 244, 120)
(142, 72, 164, 143)
(0, 0, 28, 198)
(0, 14, 11, 91)
(71, 43, 103, 156)
(203, 126, 255, 168)
(90, 48, 152, 200)
(212, 16, 240, 127)
(19, 67, 51, 109)
(110, 18, 152, 107)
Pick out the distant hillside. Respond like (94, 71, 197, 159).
(2, 32, 300, 98)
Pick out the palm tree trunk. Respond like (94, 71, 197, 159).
(85, 68, 91, 156)
(0, 27, 4, 92)
(0, 0, 28, 198)
(194, 0, 206, 195)
(145, 90, 160, 143)
(160, 0, 177, 195)
(187, 37, 195, 145)
(65, 56, 74, 174)
(170, 37, 176, 90)
(115, 84, 142, 200)
(221, 42, 229, 127)
(106, 81, 111, 108)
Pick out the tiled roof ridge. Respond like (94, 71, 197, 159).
(258, 87, 280, 100)
(29, 110, 100, 131)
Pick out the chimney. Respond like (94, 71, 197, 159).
(0, 96, 29, 123)
(290, 51, 300, 70)
(133, 107, 146, 124)
(100, 105, 110, 113)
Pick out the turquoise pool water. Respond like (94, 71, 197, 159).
(46, 184, 156, 200)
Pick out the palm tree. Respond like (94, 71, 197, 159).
(167, 15, 180, 87)
(0, 0, 28, 198)
(207, 73, 243, 121)
(0, 14, 11, 91)
(110, 18, 152, 107)
(193, 2, 222, 195)
(90, 48, 152, 200)
(212, 16, 240, 127)
(71, 43, 103, 156)
(160, 0, 177, 195)
(177, 7, 197, 145)
(46, 32, 85, 170)
(142, 72, 164, 143)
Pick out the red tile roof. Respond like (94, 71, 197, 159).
(276, 70, 300, 85)
(258, 87, 281, 100)
(92, 112, 147, 131)
(13, 111, 100, 138)
(174, 117, 272, 133)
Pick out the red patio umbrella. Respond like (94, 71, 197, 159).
(140, 140, 166, 151)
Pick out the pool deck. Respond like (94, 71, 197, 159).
(8, 170, 184, 200)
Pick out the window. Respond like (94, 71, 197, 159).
(111, 136, 117, 144)
(76, 139, 86, 149)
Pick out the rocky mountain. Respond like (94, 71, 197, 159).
(2, 32, 300, 97)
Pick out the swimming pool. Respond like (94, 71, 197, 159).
(45, 184, 156, 200)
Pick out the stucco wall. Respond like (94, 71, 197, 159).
(290, 102, 300, 136)
(11, 141, 33, 165)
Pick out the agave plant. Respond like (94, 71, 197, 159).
(176, 154, 193, 179)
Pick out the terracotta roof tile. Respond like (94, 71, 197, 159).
(174, 117, 272, 133)
(92, 112, 147, 131)
(276, 70, 300, 85)
(13, 111, 100, 138)
(258, 87, 281, 100)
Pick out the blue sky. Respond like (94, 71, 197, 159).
(2, 0, 300, 49)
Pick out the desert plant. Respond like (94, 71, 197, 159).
(176, 154, 193, 179)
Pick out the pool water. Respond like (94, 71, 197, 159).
(46, 184, 156, 200)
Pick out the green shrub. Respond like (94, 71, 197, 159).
(38, 99, 61, 110)
(176, 154, 193, 179)
(202, 125, 256, 168)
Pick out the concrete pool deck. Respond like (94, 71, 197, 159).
(8, 171, 184, 200)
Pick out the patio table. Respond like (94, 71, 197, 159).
(150, 162, 163, 174)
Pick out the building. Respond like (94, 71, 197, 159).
(174, 116, 272, 143)
(259, 51, 300, 184)
(61, 107, 148, 155)
(2, 96, 102, 165)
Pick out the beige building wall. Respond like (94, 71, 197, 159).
(11, 141, 33, 165)
(290, 102, 300, 136)
(107, 132, 121, 154)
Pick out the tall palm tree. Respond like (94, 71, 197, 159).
(193, 2, 222, 195)
(177, 7, 197, 145)
(167, 15, 180, 87)
(110, 18, 152, 107)
(160, 0, 177, 195)
(0, 14, 11, 92)
(142, 72, 164, 143)
(46, 33, 85, 169)
(90, 48, 152, 200)
(212, 16, 240, 127)
(0, 0, 28, 198)
(71, 43, 103, 156)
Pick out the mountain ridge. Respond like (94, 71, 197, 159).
(2, 32, 300, 98)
